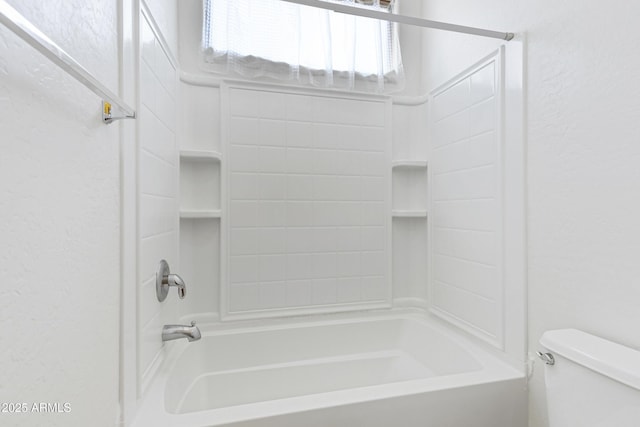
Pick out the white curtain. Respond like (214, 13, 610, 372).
(202, 0, 405, 93)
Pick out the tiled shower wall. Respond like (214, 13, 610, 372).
(223, 85, 392, 318)
(138, 13, 179, 386)
(175, 0, 429, 325)
(429, 53, 504, 348)
(178, 81, 429, 322)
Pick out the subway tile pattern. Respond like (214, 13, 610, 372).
(430, 60, 504, 346)
(138, 16, 178, 381)
(225, 87, 390, 315)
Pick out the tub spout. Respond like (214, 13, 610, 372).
(162, 321, 201, 342)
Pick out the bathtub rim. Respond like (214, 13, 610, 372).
(133, 309, 525, 427)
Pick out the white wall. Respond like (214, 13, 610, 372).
(0, 1, 120, 426)
(420, 1, 640, 426)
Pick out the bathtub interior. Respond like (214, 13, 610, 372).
(164, 317, 483, 414)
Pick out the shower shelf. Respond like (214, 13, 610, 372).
(180, 209, 222, 219)
(180, 151, 221, 217)
(392, 160, 428, 169)
(180, 149, 222, 162)
(392, 162, 428, 217)
(392, 210, 428, 218)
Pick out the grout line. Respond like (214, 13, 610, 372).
(432, 196, 495, 203)
(229, 114, 385, 128)
(432, 163, 494, 177)
(139, 89, 177, 133)
(433, 252, 496, 269)
(141, 192, 176, 200)
(229, 276, 386, 286)
(140, 311, 161, 333)
(229, 198, 385, 203)
(141, 54, 176, 101)
(231, 226, 384, 230)
(228, 224, 385, 229)
(431, 129, 494, 152)
(140, 275, 155, 288)
(433, 93, 495, 124)
(433, 279, 496, 303)
(433, 225, 494, 233)
(229, 172, 385, 178)
(229, 142, 385, 153)
(229, 250, 385, 257)
(141, 229, 176, 240)
(141, 147, 176, 168)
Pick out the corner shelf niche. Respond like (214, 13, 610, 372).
(178, 147, 222, 321)
(392, 160, 428, 220)
(179, 150, 221, 218)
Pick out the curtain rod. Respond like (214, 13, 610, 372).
(0, 0, 136, 124)
(279, 0, 515, 41)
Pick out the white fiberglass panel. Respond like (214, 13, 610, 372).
(138, 12, 179, 386)
(429, 50, 504, 348)
(222, 83, 392, 319)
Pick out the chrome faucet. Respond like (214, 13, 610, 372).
(162, 321, 201, 342)
(163, 272, 186, 299)
(156, 260, 187, 301)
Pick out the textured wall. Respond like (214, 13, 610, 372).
(420, 1, 640, 426)
(0, 0, 120, 426)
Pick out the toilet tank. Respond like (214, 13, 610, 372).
(540, 329, 640, 427)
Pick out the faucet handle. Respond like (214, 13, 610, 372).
(167, 274, 187, 299)
(190, 321, 196, 327)
(156, 260, 188, 302)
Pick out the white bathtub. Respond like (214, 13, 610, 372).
(133, 311, 526, 427)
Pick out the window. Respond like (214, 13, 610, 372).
(202, 0, 404, 92)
